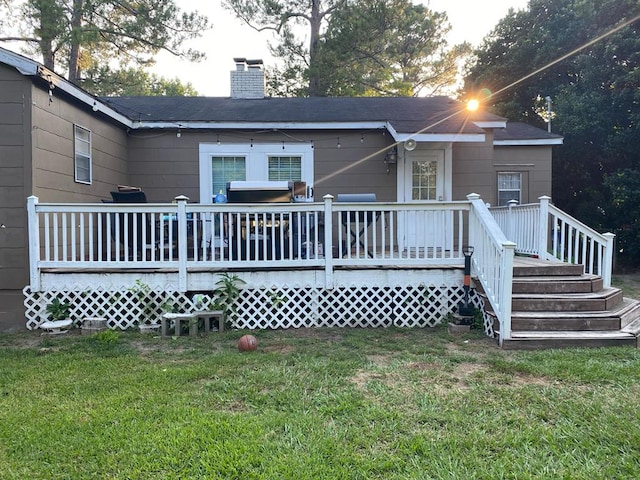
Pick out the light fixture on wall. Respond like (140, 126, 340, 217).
(384, 145, 398, 174)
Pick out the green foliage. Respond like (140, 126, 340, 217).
(93, 329, 120, 344)
(78, 66, 199, 96)
(603, 169, 640, 267)
(0, 0, 208, 84)
(45, 298, 71, 320)
(212, 273, 246, 320)
(128, 280, 175, 325)
(225, 0, 466, 97)
(463, 0, 640, 266)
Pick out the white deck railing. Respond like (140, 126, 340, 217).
(27, 195, 472, 292)
(491, 196, 615, 287)
(467, 194, 516, 345)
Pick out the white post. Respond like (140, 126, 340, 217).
(27, 196, 41, 292)
(498, 241, 516, 346)
(602, 232, 615, 288)
(323, 194, 334, 289)
(175, 195, 189, 292)
(507, 199, 518, 242)
(538, 196, 551, 260)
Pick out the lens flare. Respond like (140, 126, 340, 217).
(466, 99, 480, 111)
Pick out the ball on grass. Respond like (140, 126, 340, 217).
(237, 334, 258, 352)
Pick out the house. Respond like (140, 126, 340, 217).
(1, 47, 586, 344)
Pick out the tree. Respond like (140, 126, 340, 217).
(462, 0, 640, 264)
(80, 66, 199, 96)
(224, 0, 466, 97)
(314, 0, 469, 96)
(0, 0, 208, 84)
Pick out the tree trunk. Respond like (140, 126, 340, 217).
(307, 0, 322, 97)
(67, 0, 84, 82)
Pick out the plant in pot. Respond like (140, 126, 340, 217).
(41, 298, 73, 334)
(129, 280, 162, 332)
(211, 273, 245, 329)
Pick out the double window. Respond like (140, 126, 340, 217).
(74, 125, 92, 184)
(199, 143, 313, 204)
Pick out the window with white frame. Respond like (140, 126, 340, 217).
(199, 142, 314, 204)
(497, 172, 521, 206)
(268, 156, 302, 181)
(212, 156, 246, 196)
(74, 125, 92, 184)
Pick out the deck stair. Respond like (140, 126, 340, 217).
(481, 257, 640, 349)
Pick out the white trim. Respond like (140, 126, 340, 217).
(137, 121, 389, 131)
(494, 138, 564, 146)
(73, 124, 92, 184)
(0, 48, 38, 75)
(198, 142, 314, 204)
(473, 120, 507, 129)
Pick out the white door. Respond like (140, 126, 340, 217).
(401, 149, 447, 253)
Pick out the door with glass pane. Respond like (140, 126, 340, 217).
(402, 150, 445, 253)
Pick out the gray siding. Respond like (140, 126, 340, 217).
(31, 86, 129, 202)
(127, 130, 397, 203)
(0, 65, 32, 293)
(493, 145, 552, 203)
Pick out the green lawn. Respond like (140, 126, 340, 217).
(1, 327, 639, 479)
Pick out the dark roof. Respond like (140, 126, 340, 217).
(100, 96, 506, 135)
(494, 122, 563, 142)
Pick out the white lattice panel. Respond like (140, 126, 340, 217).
(25, 282, 492, 336)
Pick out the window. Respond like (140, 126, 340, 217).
(74, 125, 92, 184)
(497, 172, 521, 206)
(268, 156, 302, 181)
(199, 142, 314, 204)
(212, 156, 246, 196)
(411, 159, 437, 200)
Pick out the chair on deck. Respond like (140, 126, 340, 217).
(337, 193, 378, 258)
(110, 189, 156, 260)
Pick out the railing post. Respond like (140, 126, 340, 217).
(538, 196, 551, 260)
(507, 199, 518, 242)
(27, 196, 41, 292)
(323, 194, 334, 289)
(175, 195, 189, 292)
(602, 232, 615, 288)
(498, 241, 516, 346)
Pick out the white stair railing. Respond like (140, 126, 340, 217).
(467, 194, 516, 345)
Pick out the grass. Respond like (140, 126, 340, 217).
(1, 327, 640, 479)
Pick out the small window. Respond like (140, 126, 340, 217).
(74, 125, 92, 184)
(497, 172, 521, 206)
(268, 156, 302, 181)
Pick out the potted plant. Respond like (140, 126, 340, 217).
(129, 280, 164, 332)
(46, 298, 72, 321)
(41, 298, 73, 334)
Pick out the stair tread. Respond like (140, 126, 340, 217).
(512, 297, 640, 317)
(512, 287, 621, 299)
(513, 275, 599, 283)
(509, 330, 636, 339)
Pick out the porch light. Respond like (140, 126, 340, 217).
(458, 245, 475, 317)
(384, 146, 397, 174)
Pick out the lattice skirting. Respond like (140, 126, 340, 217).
(24, 277, 491, 336)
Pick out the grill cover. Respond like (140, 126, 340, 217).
(226, 181, 292, 203)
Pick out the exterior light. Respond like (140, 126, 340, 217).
(384, 146, 398, 174)
(458, 245, 475, 317)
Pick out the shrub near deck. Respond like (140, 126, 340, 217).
(0, 328, 639, 479)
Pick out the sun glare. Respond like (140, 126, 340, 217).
(466, 99, 480, 112)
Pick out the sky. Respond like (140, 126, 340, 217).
(150, 0, 530, 97)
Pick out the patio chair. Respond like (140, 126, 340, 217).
(337, 193, 379, 258)
(110, 190, 157, 260)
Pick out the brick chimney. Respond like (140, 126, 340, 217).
(230, 58, 265, 99)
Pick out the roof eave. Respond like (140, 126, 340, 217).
(494, 138, 564, 146)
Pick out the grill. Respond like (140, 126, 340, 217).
(226, 181, 293, 203)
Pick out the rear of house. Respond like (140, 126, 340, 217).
(0, 48, 562, 331)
